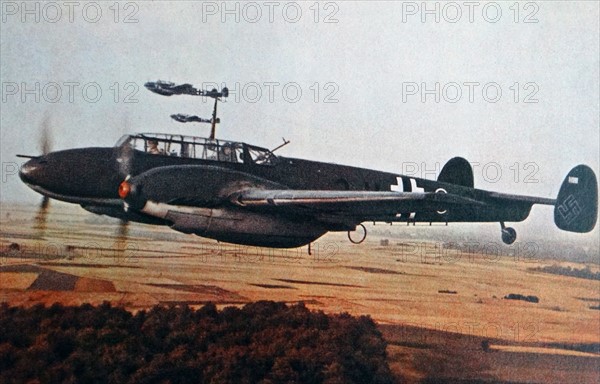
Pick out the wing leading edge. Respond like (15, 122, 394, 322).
(232, 189, 485, 215)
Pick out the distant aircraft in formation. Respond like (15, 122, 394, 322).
(170, 114, 218, 124)
(143, 81, 196, 97)
(18, 80, 598, 250)
(144, 81, 229, 98)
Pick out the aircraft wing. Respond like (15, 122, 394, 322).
(230, 187, 567, 228)
(233, 189, 485, 217)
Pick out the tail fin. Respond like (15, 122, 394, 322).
(438, 157, 474, 188)
(554, 165, 598, 233)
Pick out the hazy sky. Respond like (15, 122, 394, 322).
(1, 1, 598, 248)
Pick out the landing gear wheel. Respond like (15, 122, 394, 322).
(501, 225, 517, 245)
(348, 224, 367, 244)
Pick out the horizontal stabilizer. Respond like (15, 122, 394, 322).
(554, 165, 598, 233)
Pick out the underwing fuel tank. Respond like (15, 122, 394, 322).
(144, 202, 327, 248)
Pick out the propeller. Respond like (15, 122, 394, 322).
(33, 195, 50, 233)
(116, 112, 134, 179)
(40, 116, 51, 155)
(113, 219, 132, 261)
(113, 114, 133, 254)
(33, 115, 52, 236)
(117, 219, 129, 239)
(117, 143, 134, 179)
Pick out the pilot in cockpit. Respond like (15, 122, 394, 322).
(220, 143, 238, 163)
(147, 139, 164, 155)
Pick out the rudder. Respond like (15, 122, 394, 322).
(554, 165, 598, 233)
(438, 157, 474, 188)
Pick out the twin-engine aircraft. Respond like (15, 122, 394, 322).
(18, 82, 598, 249)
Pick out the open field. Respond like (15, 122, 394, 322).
(1, 203, 598, 383)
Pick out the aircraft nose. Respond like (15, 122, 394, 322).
(19, 157, 45, 185)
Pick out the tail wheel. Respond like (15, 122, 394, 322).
(501, 223, 517, 245)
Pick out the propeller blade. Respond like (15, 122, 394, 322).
(41, 195, 49, 210)
(40, 115, 52, 155)
(116, 113, 134, 179)
(114, 219, 131, 260)
(116, 219, 129, 240)
(33, 195, 50, 233)
(117, 143, 134, 178)
(34, 115, 53, 236)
